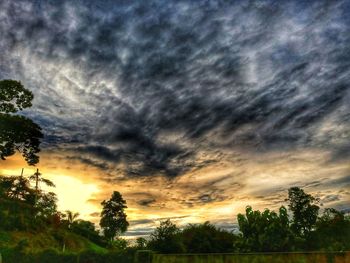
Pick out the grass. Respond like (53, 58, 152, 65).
(0, 229, 107, 254)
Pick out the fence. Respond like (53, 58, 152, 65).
(138, 251, 350, 263)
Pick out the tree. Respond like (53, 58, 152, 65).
(287, 187, 320, 237)
(237, 206, 294, 252)
(148, 219, 184, 253)
(135, 237, 147, 249)
(181, 221, 236, 253)
(65, 210, 80, 228)
(35, 191, 57, 217)
(29, 169, 55, 204)
(0, 175, 57, 230)
(0, 79, 43, 165)
(100, 191, 129, 243)
(308, 208, 350, 251)
(0, 175, 35, 202)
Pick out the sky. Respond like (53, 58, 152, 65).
(0, 0, 349, 238)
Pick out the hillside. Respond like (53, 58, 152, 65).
(0, 229, 107, 254)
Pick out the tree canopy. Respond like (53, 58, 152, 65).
(0, 80, 43, 165)
(287, 187, 320, 237)
(100, 191, 129, 243)
(237, 206, 294, 252)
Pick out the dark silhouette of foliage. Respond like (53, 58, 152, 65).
(181, 221, 236, 253)
(35, 191, 58, 217)
(0, 80, 43, 165)
(307, 208, 350, 251)
(135, 237, 147, 249)
(148, 219, 185, 253)
(65, 210, 80, 228)
(287, 187, 320, 237)
(71, 219, 106, 246)
(0, 175, 35, 203)
(100, 191, 129, 243)
(237, 206, 295, 252)
(0, 175, 58, 231)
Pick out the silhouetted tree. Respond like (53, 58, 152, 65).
(0, 175, 57, 230)
(181, 221, 236, 253)
(135, 237, 147, 249)
(148, 219, 184, 253)
(0, 175, 35, 202)
(237, 206, 294, 252)
(35, 191, 57, 217)
(308, 208, 350, 251)
(287, 187, 320, 237)
(100, 191, 129, 244)
(29, 169, 55, 204)
(0, 80, 43, 165)
(65, 210, 80, 228)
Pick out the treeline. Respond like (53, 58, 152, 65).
(1, 171, 350, 256)
(141, 187, 350, 254)
(0, 171, 130, 251)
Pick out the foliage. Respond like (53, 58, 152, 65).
(71, 220, 106, 246)
(35, 191, 58, 217)
(0, 175, 53, 231)
(0, 79, 43, 165)
(287, 187, 320, 237)
(0, 175, 35, 203)
(0, 175, 349, 257)
(110, 238, 129, 251)
(237, 206, 295, 252)
(148, 219, 185, 253)
(65, 210, 80, 228)
(100, 191, 129, 243)
(135, 237, 147, 249)
(307, 208, 350, 251)
(181, 221, 236, 253)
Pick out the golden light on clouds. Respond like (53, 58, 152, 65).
(1, 147, 349, 236)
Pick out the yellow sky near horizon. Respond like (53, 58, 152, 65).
(1, 148, 349, 237)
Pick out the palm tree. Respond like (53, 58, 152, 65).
(65, 210, 80, 228)
(29, 169, 55, 204)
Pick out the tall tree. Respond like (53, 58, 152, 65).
(29, 169, 55, 204)
(100, 191, 129, 243)
(287, 187, 320, 237)
(0, 80, 43, 165)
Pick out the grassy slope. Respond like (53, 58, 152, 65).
(0, 229, 107, 254)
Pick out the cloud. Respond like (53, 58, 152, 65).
(137, 198, 156, 207)
(0, 0, 349, 177)
(322, 194, 340, 203)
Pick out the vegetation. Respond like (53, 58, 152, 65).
(0, 80, 43, 165)
(100, 191, 129, 244)
(0, 170, 349, 261)
(146, 187, 349, 254)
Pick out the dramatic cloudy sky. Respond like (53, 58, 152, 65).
(1, 0, 349, 237)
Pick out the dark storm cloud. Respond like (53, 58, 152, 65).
(137, 198, 156, 207)
(1, 0, 349, 177)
